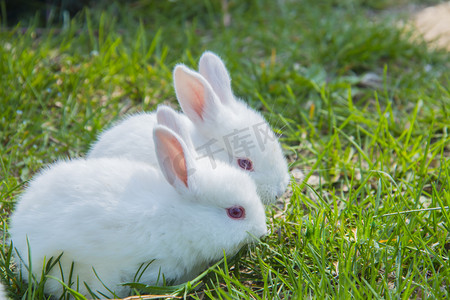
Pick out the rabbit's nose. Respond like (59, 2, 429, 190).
(258, 225, 269, 238)
(275, 182, 288, 199)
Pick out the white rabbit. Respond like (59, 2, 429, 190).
(9, 125, 267, 299)
(88, 51, 290, 204)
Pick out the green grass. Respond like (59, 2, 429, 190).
(1, 0, 449, 299)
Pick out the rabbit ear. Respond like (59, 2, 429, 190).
(199, 51, 234, 106)
(153, 125, 196, 192)
(174, 64, 222, 125)
(156, 105, 194, 150)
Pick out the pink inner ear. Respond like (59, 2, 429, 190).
(189, 80, 205, 121)
(166, 136, 188, 187)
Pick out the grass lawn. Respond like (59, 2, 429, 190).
(1, 0, 449, 299)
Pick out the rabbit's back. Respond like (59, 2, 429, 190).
(88, 113, 158, 163)
(10, 157, 171, 250)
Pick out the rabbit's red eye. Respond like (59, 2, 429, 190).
(237, 158, 253, 171)
(226, 206, 245, 219)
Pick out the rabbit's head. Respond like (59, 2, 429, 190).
(173, 54, 289, 204)
(153, 125, 267, 260)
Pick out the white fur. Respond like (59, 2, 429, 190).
(88, 112, 158, 163)
(0, 283, 7, 300)
(87, 51, 289, 204)
(9, 126, 267, 298)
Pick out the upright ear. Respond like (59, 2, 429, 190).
(153, 125, 196, 192)
(156, 105, 194, 150)
(173, 64, 222, 125)
(198, 51, 234, 106)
